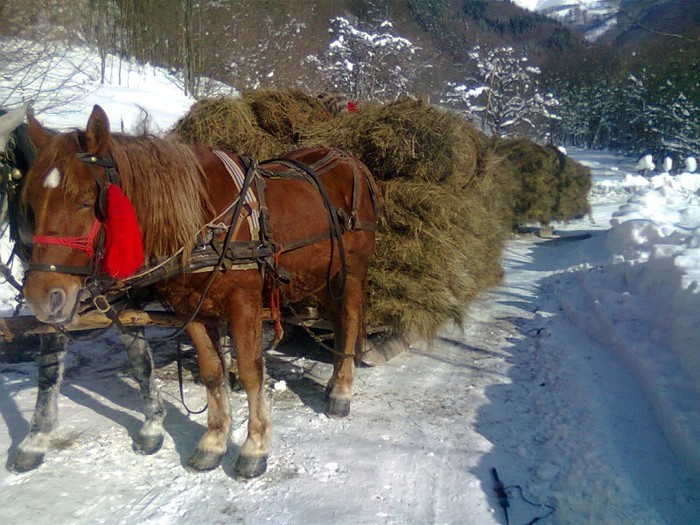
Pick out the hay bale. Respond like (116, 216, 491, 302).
(548, 146, 592, 221)
(173, 97, 285, 159)
(301, 99, 514, 339)
(493, 138, 591, 227)
(242, 89, 333, 145)
(365, 158, 512, 339)
(493, 138, 559, 226)
(302, 99, 483, 185)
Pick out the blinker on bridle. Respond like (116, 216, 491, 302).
(28, 152, 118, 277)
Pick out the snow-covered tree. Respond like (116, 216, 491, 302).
(443, 46, 558, 138)
(309, 16, 420, 103)
(654, 88, 700, 158)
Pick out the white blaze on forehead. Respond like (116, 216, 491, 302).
(43, 167, 61, 189)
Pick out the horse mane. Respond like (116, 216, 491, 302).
(24, 130, 213, 263)
(107, 133, 214, 262)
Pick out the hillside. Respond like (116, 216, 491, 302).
(606, 0, 700, 50)
(0, 0, 586, 99)
(2, 0, 697, 157)
(3, 0, 695, 101)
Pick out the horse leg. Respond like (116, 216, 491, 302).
(120, 328, 165, 455)
(186, 321, 230, 472)
(9, 333, 67, 472)
(325, 274, 366, 417)
(230, 291, 270, 478)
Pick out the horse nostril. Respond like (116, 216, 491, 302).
(49, 289, 66, 314)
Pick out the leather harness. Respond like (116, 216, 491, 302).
(26, 147, 379, 318)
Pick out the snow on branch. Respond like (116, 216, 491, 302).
(442, 46, 558, 139)
(309, 16, 422, 103)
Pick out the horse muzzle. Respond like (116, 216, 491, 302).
(23, 273, 82, 325)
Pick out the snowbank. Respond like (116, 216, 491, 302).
(553, 163, 700, 476)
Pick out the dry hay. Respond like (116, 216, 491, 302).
(549, 146, 592, 221)
(301, 98, 483, 185)
(172, 97, 285, 159)
(301, 99, 515, 339)
(242, 89, 333, 145)
(174, 92, 515, 341)
(493, 138, 591, 227)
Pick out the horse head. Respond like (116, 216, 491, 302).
(22, 105, 113, 324)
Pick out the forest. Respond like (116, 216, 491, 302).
(1, 0, 698, 159)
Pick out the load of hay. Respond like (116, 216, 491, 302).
(175, 89, 335, 158)
(493, 138, 592, 228)
(172, 91, 515, 341)
(301, 99, 516, 339)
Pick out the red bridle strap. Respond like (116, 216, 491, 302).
(32, 218, 102, 258)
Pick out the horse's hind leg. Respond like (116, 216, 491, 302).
(325, 274, 366, 417)
(186, 321, 231, 472)
(230, 290, 270, 478)
(120, 328, 165, 455)
(9, 334, 67, 472)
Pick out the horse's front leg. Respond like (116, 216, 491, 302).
(120, 328, 165, 455)
(9, 333, 67, 472)
(229, 286, 269, 478)
(186, 321, 231, 472)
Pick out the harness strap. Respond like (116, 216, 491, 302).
(32, 218, 102, 258)
(263, 156, 348, 300)
(212, 150, 260, 236)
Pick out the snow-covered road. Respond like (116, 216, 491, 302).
(2, 150, 700, 524)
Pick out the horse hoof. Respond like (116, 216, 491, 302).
(326, 396, 351, 418)
(187, 449, 223, 472)
(9, 450, 45, 473)
(133, 433, 164, 456)
(236, 454, 268, 479)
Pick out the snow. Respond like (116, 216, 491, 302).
(2, 50, 700, 524)
(0, 40, 200, 135)
(511, 0, 620, 40)
(636, 153, 656, 171)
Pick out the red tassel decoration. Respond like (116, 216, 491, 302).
(102, 184, 144, 278)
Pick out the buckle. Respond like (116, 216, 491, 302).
(92, 294, 111, 313)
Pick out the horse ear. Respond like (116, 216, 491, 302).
(85, 105, 111, 155)
(27, 110, 52, 150)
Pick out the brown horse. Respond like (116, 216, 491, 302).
(22, 105, 378, 478)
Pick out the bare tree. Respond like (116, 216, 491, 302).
(309, 16, 421, 103)
(0, 39, 93, 114)
(444, 46, 558, 138)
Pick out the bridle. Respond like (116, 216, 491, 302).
(28, 151, 117, 278)
(30, 218, 102, 275)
